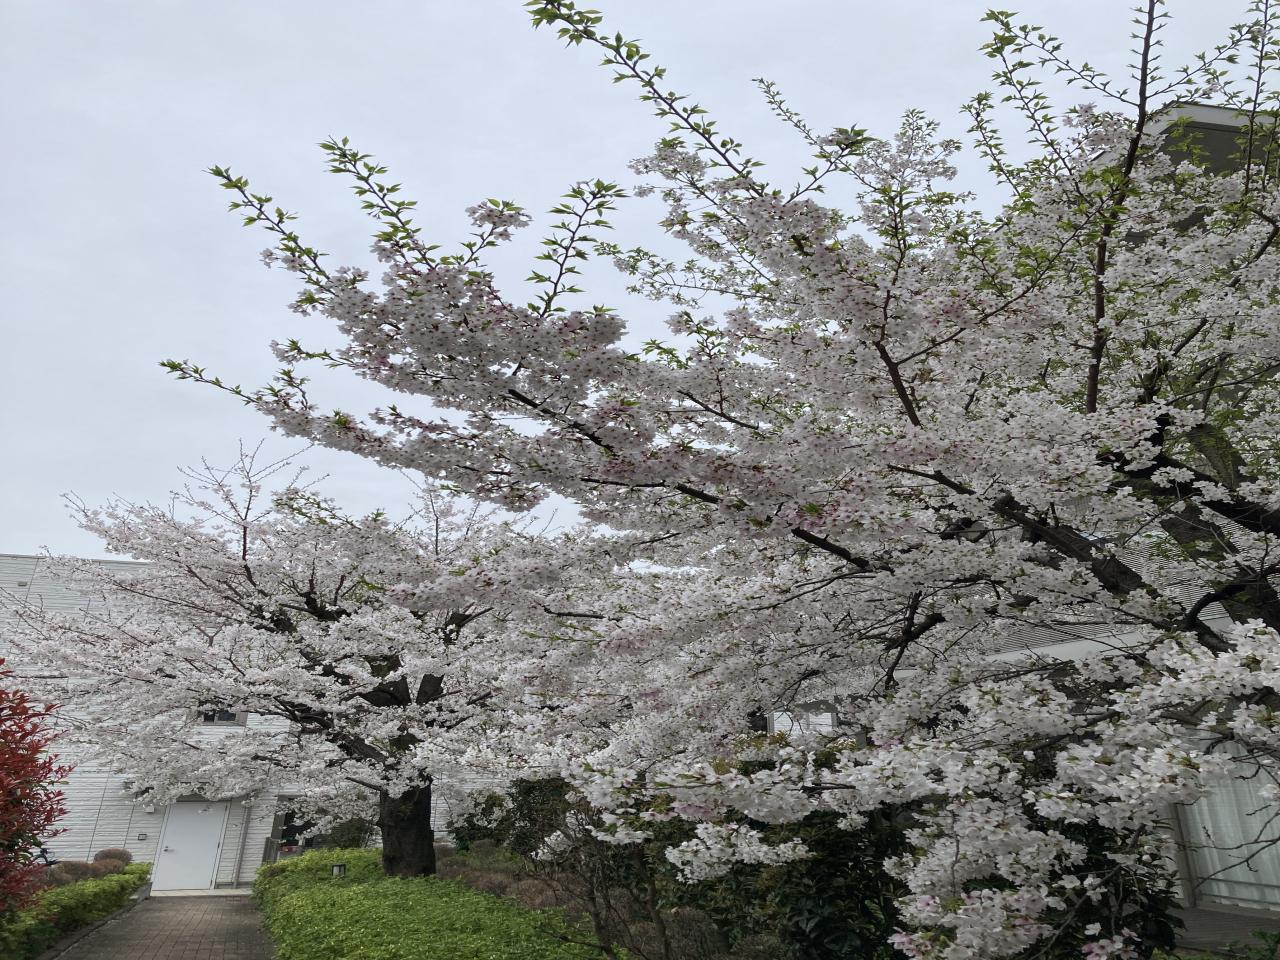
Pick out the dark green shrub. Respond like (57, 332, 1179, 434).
(450, 779, 574, 857)
(0, 865, 150, 960)
(449, 793, 510, 850)
(254, 848, 605, 959)
(311, 818, 376, 849)
(668, 811, 907, 960)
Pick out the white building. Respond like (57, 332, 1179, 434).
(0, 553, 284, 891)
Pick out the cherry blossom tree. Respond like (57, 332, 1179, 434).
(0, 661, 67, 918)
(165, 1, 1280, 956)
(8, 450, 587, 878)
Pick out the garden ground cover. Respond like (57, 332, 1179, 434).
(254, 848, 608, 960)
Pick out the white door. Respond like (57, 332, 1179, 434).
(151, 801, 229, 890)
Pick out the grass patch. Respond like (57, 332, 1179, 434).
(255, 849, 607, 960)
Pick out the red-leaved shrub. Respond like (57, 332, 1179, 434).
(0, 658, 69, 917)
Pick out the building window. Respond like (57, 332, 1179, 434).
(195, 707, 247, 725)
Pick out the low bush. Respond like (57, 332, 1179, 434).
(41, 854, 139, 889)
(450, 866, 516, 896)
(255, 849, 605, 960)
(93, 848, 133, 864)
(0, 864, 150, 960)
(41, 861, 96, 887)
(439, 838, 520, 870)
(254, 847, 385, 911)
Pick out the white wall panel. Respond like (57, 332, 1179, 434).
(44, 766, 166, 864)
(215, 791, 282, 886)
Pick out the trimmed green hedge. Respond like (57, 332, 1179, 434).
(255, 849, 606, 960)
(254, 847, 387, 910)
(0, 862, 151, 960)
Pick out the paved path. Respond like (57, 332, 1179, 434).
(55, 896, 272, 960)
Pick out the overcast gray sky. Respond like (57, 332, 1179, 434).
(1, 1, 1238, 557)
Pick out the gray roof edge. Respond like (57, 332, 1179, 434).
(1149, 100, 1262, 133)
(0, 551, 149, 568)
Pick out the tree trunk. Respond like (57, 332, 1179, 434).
(378, 785, 436, 877)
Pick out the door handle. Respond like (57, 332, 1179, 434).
(163, 846, 173, 852)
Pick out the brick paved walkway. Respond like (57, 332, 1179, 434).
(55, 896, 272, 960)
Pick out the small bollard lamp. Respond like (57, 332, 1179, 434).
(330, 862, 347, 878)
